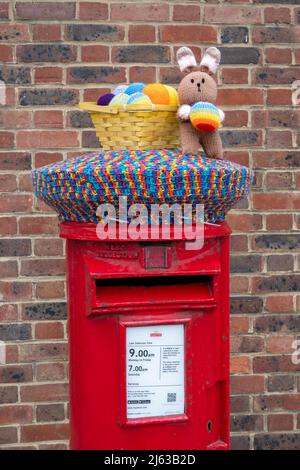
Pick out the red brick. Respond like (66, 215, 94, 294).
(36, 403, 65, 423)
(83, 87, 111, 102)
(217, 89, 263, 106)
(34, 152, 63, 168)
(0, 24, 30, 42)
(227, 213, 262, 232)
(81, 45, 109, 63)
(173, 4, 200, 22)
(230, 356, 251, 374)
(18, 174, 33, 192)
(19, 216, 58, 235)
(16, 131, 79, 149)
(20, 383, 68, 403)
(266, 130, 293, 148)
(0, 304, 18, 322)
(0, 427, 18, 445)
(33, 239, 64, 257)
(266, 214, 293, 230)
(265, 171, 292, 190)
(19, 344, 67, 364)
(268, 414, 293, 432)
(266, 335, 294, 353)
(0, 194, 33, 214)
(231, 375, 265, 394)
(20, 258, 66, 277)
(253, 192, 300, 210)
(0, 45, 13, 62)
(0, 2, 9, 19)
(35, 322, 65, 340)
(230, 276, 249, 295)
(79, 2, 108, 20)
(225, 151, 249, 166)
(35, 282, 65, 301)
(21, 423, 69, 443)
(0, 131, 14, 148)
(34, 67, 63, 84)
(0, 281, 32, 301)
(32, 24, 61, 42)
(224, 110, 248, 127)
(34, 111, 63, 129)
(0, 406, 33, 425)
(0, 217, 17, 236)
(128, 25, 156, 43)
(266, 47, 292, 64)
(221, 68, 249, 85)
(230, 317, 250, 335)
(1, 110, 32, 129)
(230, 234, 248, 252)
(15, 2, 75, 20)
(0, 364, 33, 383)
(265, 295, 294, 313)
(0, 260, 18, 278)
(0, 174, 17, 192)
(129, 66, 156, 84)
(111, 3, 169, 21)
(35, 363, 65, 382)
(204, 6, 261, 24)
(253, 151, 299, 169)
(267, 89, 292, 106)
(264, 7, 291, 24)
(160, 25, 217, 43)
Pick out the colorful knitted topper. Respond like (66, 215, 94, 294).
(190, 102, 221, 132)
(32, 149, 253, 225)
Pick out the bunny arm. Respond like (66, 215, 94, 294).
(177, 104, 191, 121)
(218, 108, 225, 123)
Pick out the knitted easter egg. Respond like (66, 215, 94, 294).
(127, 92, 152, 106)
(97, 93, 115, 106)
(143, 84, 170, 105)
(109, 93, 129, 106)
(125, 82, 145, 95)
(164, 85, 179, 106)
(112, 84, 128, 96)
(190, 102, 221, 132)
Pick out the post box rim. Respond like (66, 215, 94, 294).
(59, 221, 231, 241)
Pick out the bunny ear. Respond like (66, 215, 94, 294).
(200, 47, 221, 74)
(176, 46, 197, 73)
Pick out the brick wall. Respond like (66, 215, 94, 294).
(0, 0, 299, 450)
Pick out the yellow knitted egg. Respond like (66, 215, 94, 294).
(164, 85, 179, 106)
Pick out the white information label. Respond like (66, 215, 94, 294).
(126, 324, 185, 419)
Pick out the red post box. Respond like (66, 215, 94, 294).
(60, 221, 231, 450)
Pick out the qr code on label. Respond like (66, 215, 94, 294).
(167, 393, 176, 403)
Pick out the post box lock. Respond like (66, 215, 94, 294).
(142, 244, 171, 270)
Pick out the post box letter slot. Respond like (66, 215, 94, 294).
(90, 275, 217, 315)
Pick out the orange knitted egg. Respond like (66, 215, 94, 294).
(143, 84, 170, 105)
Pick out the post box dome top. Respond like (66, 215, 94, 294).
(32, 149, 252, 225)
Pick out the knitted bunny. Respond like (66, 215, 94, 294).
(177, 46, 224, 159)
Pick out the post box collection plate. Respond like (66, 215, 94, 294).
(126, 324, 185, 420)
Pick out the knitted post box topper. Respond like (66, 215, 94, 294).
(177, 46, 225, 159)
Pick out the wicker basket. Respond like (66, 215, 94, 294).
(79, 102, 180, 151)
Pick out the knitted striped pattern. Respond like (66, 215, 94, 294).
(32, 149, 252, 224)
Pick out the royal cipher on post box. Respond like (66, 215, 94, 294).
(60, 221, 230, 451)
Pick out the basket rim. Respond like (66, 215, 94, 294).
(79, 101, 179, 114)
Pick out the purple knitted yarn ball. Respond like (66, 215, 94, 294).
(97, 93, 114, 106)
